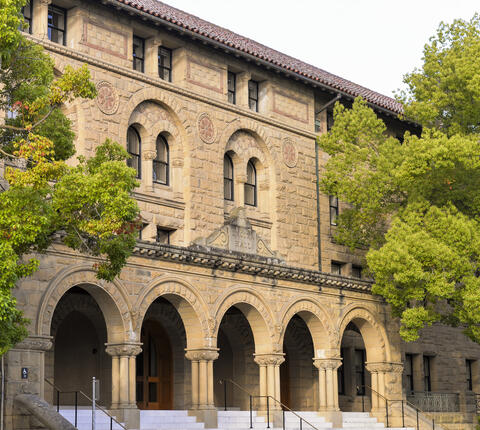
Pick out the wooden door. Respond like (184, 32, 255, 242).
(136, 320, 173, 409)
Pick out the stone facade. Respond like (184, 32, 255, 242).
(4, 1, 480, 429)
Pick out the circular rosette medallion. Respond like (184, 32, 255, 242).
(96, 81, 119, 115)
(197, 112, 216, 144)
(282, 138, 298, 168)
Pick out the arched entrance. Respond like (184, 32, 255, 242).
(280, 315, 317, 411)
(137, 297, 188, 410)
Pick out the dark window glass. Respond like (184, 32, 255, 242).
(424, 356, 431, 392)
(245, 160, 257, 206)
(331, 261, 342, 275)
(133, 36, 145, 72)
(248, 80, 259, 112)
(153, 135, 169, 185)
(327, 109, 334, 131)
(127, 126, 141, 178)
(137, 222, 148, 240)
(158, 46, 172, 81)
(338, 348, 346, 395)
(315, 118, 321, 133)
(21, 3, 32, 34)
(329, 195, 338, 226)
(228, 71, 236, 104)
(48, 5, 66, 45)
(224, 154, 234, 201)
(352, 265, 362, 279)
(405, 354, 414, 393)
(355, 349, 366, 395)
(156, 227, 172, 244)
(467, 359, 474, 391)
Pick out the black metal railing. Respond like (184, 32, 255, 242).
(219, 378, 320, 430)
(44, 378, 126, 430)
(407, 392, 460, 413)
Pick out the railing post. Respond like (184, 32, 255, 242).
(386, 399, 389, 427)
(300, 418, 302, 430)
(282, 408, 285, 430)
(362, 392, 365, 413)
(249, 396, 253, 429)
(401, 400, 404, 428)
(432, 418, 435, 430)
(416, 408, 419, 430)
(110, 416, 113, 430)
(267, 396, 270, 429)
(224, 380, 227, 411)
(56, 390, 59, 413)
(74, 391, 78, 427)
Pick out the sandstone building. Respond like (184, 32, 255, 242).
(3, 0, 480, 429)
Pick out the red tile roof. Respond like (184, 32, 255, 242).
(112, 0, 403, 114)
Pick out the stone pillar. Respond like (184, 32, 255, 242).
(236, 72, 252, 108)
(236, 174, 246, 205)
(33, 0, 52, 40)
(254, 353, 285, 410)
(365, 362, 404, 412)
(145, 37, 162, 77)
(313, 358, 342, 412)
(142, 148, 157, 193)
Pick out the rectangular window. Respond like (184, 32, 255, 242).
(228, 71, 236, 104)
(156, 227, 172, 244)
(315, 118, 322, 133)
(467, 359, 474, 391)
(21, 3, 32, 34)
(351, 265, 362, 279)
(48, 5, 66, 45)
(133, 36, 145, 72)
(423, 356, 431, 392)
(327, 109, 334, 131)
(329, 195, 338, 226)
(248, 80, 259, 112)
(405, 353, 414, 393)
(331, 261, 343, 275)
(158, 46, 172, 81)
(355, 349, 366, 395)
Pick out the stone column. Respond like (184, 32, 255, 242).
(33, 0, 51, 40)
(142, 148, 157, 193)
(105, 343, 142, 409)
(236, 174, 247, 205)
(185, 349, 219, 410)
(254, 353, 285, 410)
(313, 358, 342, 412)
(365, 362, 403, 412)
(145, 37, 162, 77)
(236, 72, 252, 109)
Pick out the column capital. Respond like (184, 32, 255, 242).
(105, 342, 142, 357)
(313, 357, 342, 370)
(185, 348, 219, 362)
(38, 0, 52, 4)
(142, 149, 157, 160)
(254, 353, 285, 366)
(14, 335, 53, 352)
(365, 361, 403, 374)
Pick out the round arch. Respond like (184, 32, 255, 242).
(338, 305, 391, 363)
(280, 298, 336, 357)
(37, 265, 132, 344)
(213, 288, 276, 354)
(134, 277, 210, 350)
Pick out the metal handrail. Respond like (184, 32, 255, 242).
(45, 378, 126, 430)
(219, 378, 322, 430)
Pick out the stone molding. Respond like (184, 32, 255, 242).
(142, 149, 157, 160)
(254, 353, 285, 366)
(105, 343, 142, 357)
(313, 358, 342, 370)
(365, 362, 404, 374)
(185, 349, 219, 362)
(14, 336, 53, 352)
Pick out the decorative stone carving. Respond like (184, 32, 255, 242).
(142, 149, 157, 160)
(96, 81, 119, 115)
(197, 112, 216, 144)
(365, 362, 403, 374)
(313, 358, 342, 370)
(192, 207, 278, 259)
(282, 138, 298, 168)
(185, 349, 219, 361)
(105, 343, 142, 357)
(254, 353, 285, 366)
(14, 336, 53, 351)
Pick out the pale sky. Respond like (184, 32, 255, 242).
(164, 0, 479, 98)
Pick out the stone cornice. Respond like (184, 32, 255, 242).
(133, 241, 373, 293)
(24, 34, 317, 141)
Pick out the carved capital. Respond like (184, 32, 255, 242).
(185, 348, 219, 362)
(365, 361, 403, 374)
(142, 150, 157, 161)
(105, 342, 142, 357)
(254, 353, 285, 367)
(313, 358, 342, 370)
(14, 336, 53, 352)
(38, 0, 52, 4)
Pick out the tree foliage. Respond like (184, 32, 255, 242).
(319, 14, 480, 342)
(0, 0, 139, 354)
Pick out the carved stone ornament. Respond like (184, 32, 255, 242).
(254, 353, 285, 367)
(96, 81, 119, 115)
(14, 335, 53, 351)
(365, 362, 404, 374)
(313, 358, 342, 370)
(197, 112, 216, 144)
(192, 207, 278, 259)
(185, 349, 219, 362)
(282, 138, 298, 168)
(105, 342, 142, 357)
(142, 149, 157, 161)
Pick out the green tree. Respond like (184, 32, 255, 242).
(319, 14, 480, 343)
(0, 0, 140, 354)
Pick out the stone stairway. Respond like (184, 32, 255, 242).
(59, 407, 125, 429)
(335, 412, 415, 430)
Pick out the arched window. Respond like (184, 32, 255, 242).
(224, 154, 234, 201)
(127, 126, 141, 178)
(153, 135, 169, 185)
(244, 160, 257, 206)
